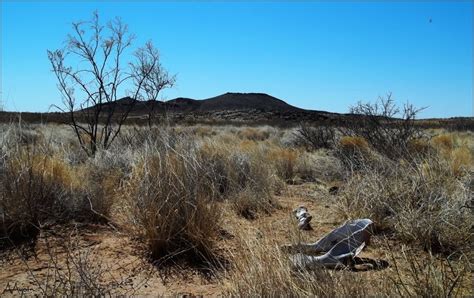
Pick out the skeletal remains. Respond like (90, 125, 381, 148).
(293, 206, 313, 230)
(285, 210, 373, 269)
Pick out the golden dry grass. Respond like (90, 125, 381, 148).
(432, 133, 455, 151)
(339, 135, 370, 152)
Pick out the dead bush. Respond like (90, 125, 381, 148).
(342, 93, 424, 159)
(293, 123, 336, 150)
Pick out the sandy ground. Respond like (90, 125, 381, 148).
(0, 181, 455, 296)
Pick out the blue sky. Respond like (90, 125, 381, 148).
(1, 1, 472, 118)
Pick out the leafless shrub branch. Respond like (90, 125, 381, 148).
(342, 92, 426, 159)
(47, 11, 174, 156)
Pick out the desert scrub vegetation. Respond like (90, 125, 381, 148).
(48, 12, 175, 156)
(237, 127, 271, 141)
(119, 129, 282, 262)
(0, 125, 123, 245)
(199, 139, 279, 218)
(335, 135, 372, 171)
(342, 93, 424, 159)
(333, 97, 472, 255)
(122, 136, 223, 263)
(293, 123, 336, 150)
(1, 122, 472, 295)
(268, 148, 298, 182)
(223, 217, 472, 297)
(336, 147, 473, 254)
(0, 125, 283, 247)
(388, 246, 472, 297)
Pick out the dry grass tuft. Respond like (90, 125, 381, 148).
(1, 148, 70, 242)
(336, 153, 473, 254)
(237, 127, 270, 141)
(122, 138, 222, 263)
(226, 146, 279, 218)
(339, 136, 370, 152)
(389, 246, 471, 297)
(198, 140, 279, 219)
(336, 136, 371, 170)
(268, 148, 298, 182)
(450, 145, 472, 177)
(407, 138, 434, 157)
(432, 134, 455, 151)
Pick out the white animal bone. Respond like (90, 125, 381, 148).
(293, 206, 312, 230)
(286, 218, 373, 269)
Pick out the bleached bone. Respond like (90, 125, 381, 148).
(293, 206, 312, 230)
(286, 219, 373, 269)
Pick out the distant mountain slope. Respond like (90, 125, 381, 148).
(1, 92, 472, 127)
(166, 92, 303, 112)
(88, 92, 309, 115)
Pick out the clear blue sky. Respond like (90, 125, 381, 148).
(1, 1, 472, 118)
